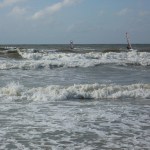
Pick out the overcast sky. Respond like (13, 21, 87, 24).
(0, 0, 150, 44)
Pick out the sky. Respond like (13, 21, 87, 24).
(0, 0, 150, 44)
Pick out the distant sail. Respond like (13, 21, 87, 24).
(126, 32, 132, 50)
(70, 40, 74, 49)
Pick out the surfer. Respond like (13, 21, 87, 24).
(126, 32, 132, 50)
(70, 40, 74, 49)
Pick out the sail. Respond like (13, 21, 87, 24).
(126, 32, 132, 50)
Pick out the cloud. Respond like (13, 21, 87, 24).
(10, 6, 26, 16)
(116, 8, 130, 16)
(0, 0, 25, 8)
(32, 0, 80, 20)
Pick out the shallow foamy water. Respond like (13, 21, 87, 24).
(0, 99, 150, 149)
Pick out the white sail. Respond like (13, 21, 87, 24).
(126, 32, 132, 50)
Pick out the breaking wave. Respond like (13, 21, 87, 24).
(0, 49, 150, 70)
(0, 82, 150, 102)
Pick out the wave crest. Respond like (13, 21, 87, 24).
(1, 50, 150, 70)
(0, 83, 150, 101)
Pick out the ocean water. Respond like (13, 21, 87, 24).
(0, 44, 150, 150)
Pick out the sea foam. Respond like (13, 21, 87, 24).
(0, 82, 150, 101)
(1, 50, 150, 70)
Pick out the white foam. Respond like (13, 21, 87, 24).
(0, 81, 150, 149)
(1, 50, 150, 70)
(0, 82, 150, 101)
(0, 82, 24, 96)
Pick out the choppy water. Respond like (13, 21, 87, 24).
(0, 44, 150, 149)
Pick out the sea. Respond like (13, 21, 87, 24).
(0, 44, 150, 150)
